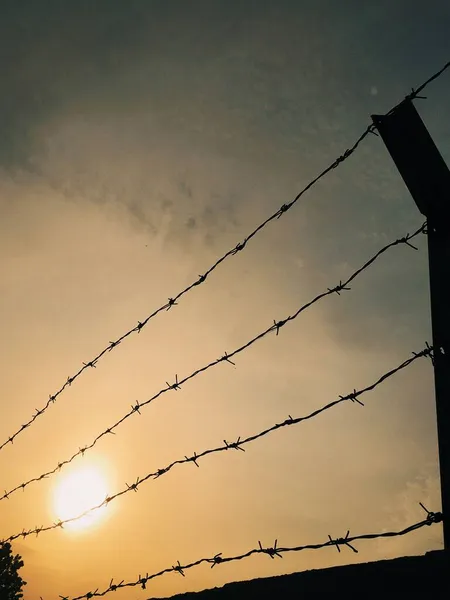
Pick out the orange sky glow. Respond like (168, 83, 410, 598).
(1, 2, 448, 599)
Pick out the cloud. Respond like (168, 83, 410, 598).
(375, 464, 443, 558)
(1, 4, 450, 599)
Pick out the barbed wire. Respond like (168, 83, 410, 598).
(54, 505, 442, 600)
(1, 134, 369, 456)
(0, 223, 427, 506)
(1, 60, 448, 455)
(386, 59, 450, 115)
(0, 344, 433, 544)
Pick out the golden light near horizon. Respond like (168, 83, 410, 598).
(52, 465, 109, 532)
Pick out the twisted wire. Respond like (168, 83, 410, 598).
(57, 506, 442, 600)
(2, 58, 447, 454)
(0, 345, 432, 544)
(0, 224, 426, 506)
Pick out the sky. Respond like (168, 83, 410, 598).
(0, 1, 449, 598)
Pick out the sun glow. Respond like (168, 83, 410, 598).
(53, 465, 109, 532)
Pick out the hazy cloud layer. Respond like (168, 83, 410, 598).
(1, 2, 449, 598)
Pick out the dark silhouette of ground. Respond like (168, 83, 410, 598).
(155, 550, 448, 599)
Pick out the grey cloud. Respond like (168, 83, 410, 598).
(2, 0, 449, 324)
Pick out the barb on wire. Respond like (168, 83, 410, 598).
(56, 509, 442, 600)
(3, 60, 447, 454)
(328, 531, 358, 553)
(0, 130, 371, 455)
(0, 344, 432, 543)
(0, 224, 428, 507)
(386, 60, 450, 116)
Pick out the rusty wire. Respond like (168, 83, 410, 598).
(0, 344, 432, 544)
(1, 59, 448, 455)
(55, 505, 442, 600)
(0, 223, 426, 507)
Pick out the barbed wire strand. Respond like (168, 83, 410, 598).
(0, 223, 427, 506)
(386, 59, 450, 115)
(0, 133, 369, 454)
(1, 60, 448, 454)
(56, 506, 442, 600)
(0, 344, 433, 544)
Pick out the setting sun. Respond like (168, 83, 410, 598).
(53, 465, 109, 532)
